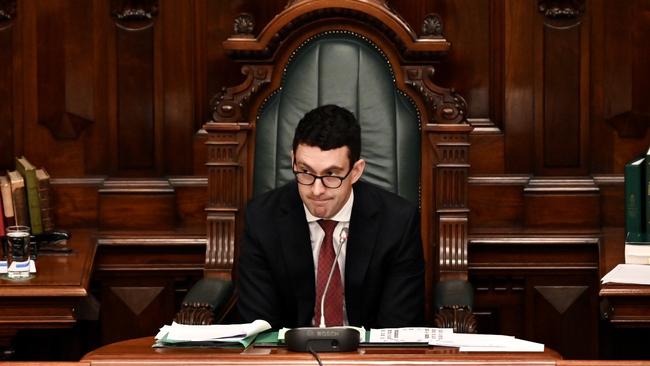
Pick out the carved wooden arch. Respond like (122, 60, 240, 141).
(203, 0, 472, 320)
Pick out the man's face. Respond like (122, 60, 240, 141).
(293, 144, 365, 219)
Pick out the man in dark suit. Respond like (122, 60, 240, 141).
(237, 105, 424, 329)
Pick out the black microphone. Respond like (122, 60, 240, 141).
(286, 226, 360, 352)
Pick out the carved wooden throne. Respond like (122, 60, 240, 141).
(176, 0, 475, 331)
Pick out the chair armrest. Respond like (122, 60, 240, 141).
(174, 278, 234, 325)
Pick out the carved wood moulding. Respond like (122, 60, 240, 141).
(225, 2, 449, 61)
(404, 66, 468, 124)
(538, 0, 585, 19)
(0, 0, 16, 24)
(422, 13, 443, 38)
(111, 0, 158, 29)
(210, 65, 273, 122)
(233, 13, 255, 38)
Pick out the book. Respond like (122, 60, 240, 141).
(35, 168, 54, 232)
(645, 147, 650, 235)
(0, 187, 4, 235)
(15, 156, 43, 234)
(626, 231, 650, 264)
(0, 175, 14, 227)
(7, 170, 29, 227)
(625, 156, 645, 236)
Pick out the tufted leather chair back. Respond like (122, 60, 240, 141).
(253, 33, 420, 204)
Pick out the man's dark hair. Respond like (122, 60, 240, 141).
(292, 105, 361, 165)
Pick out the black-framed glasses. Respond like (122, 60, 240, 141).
(293, 169, 352, 189)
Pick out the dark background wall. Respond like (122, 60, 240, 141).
(1, 0, 650, 360)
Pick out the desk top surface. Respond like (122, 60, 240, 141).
(0, 229, 96, 297)
(82, 336, 563, 365)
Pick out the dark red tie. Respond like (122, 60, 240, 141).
(314, 219, 344, 326)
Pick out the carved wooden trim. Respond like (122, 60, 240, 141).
(421, 13, 443, 38)
(427, 128, 472, 280)
(110, 0, 158, 29)
(287, 0, 388, 7)
(40, 112, 93, 140)
(206, 213, 236, 270)
(174, 302, 214, 325)
(233, 13, 255, 38)
(538, 0, 585, 19)
(210, 65, 273, 122)
(223, 1, 450, 60)
(434, 305, 477, 333)
(404, 66, 468, 124)
(0, 0, 16, 24)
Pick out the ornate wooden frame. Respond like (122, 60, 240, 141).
(202, 0, 472, 320)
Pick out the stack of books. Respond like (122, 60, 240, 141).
(0, 156, 55, 236)
(624, 150, 650, 264)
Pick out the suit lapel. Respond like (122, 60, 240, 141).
(345, 182, 380, 324)
(277, 183, 315, 325)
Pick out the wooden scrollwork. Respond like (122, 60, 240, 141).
(434, 305, 477, 333)
(404, 66, 468, 124)
(210, 65, 273, 122)
(422, 13, 443, 38)
(0, 0, 16, 23)
(174, 302, 214, 325)
(538, 0, 584, 19)
(233, 13, 254, 37)
(110, 0, 158, 29)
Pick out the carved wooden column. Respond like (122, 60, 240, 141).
(203, 64, 272, 277)
(404, 65, 472, 281)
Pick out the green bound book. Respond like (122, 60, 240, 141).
(626, 156, 645, 237)
(15, 156, 43, 234)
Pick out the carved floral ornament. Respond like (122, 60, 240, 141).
(538, 0, 585, 19)
(0, 0, 16, 23)
(111, 0, 159, 23)
(233, 13, 255, 37)
(422, 13, 443, 38)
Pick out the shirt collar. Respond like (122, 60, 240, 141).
(304, 189, 354, 223)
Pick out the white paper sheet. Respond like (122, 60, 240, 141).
(601, 264, 650, 285)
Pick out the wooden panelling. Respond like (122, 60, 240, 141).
(36, 0, 93, 141)
(470, 237, 599, 358)
(0, 0, 17, 170)
(98, 180, 176, 230)
(535, 2, 590, 175)
(112, 10, 157, 174)
(468, 177, 526, 230)
(503, 0, 535, 173)
(4, 0, 650, 360)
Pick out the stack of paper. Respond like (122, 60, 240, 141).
(429, 333, 544, 352)
(601, 264, 650, 285)
(368, 327, 453, 343)
(154, 319, 271, 348)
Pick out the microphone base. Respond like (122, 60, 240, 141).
(285, 327, 360, 352)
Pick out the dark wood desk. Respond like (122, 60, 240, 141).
(0, 230, 96, 346)
(82, 336, 562, 366)
(600, 283, 650, 326)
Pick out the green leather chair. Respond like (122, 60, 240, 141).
(176, 32, 475, 332)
